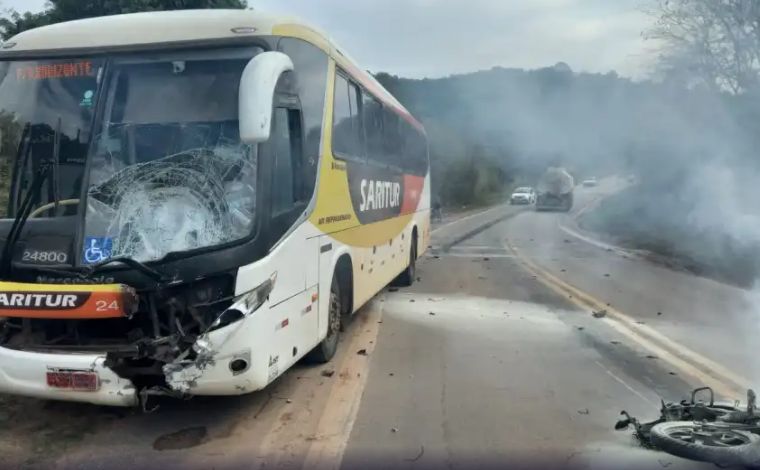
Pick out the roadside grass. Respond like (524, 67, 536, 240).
(579, 186, 760, 288)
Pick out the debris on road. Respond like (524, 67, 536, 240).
(561, 269, 567, 273)
(610, 341, 621, 345)
(388, 287, 399, 293)
(604, 273, 611, 278)
(576, 326, 585, 331)
(483, 257, 490, 261)
(416, 277, 422, 282)
(657, 311, 664, 316)
(646, 355, 658, 360)
(636, 321, 646, 325)
(429, 312, 436, 316)
(391, 427, 399, 433)
(357, 349, 368, 356)
(389, 373, 394, 376)
(321, 370, 335, 378)
(577, 409, 590, 415)
(592, 309, 608, 319)
(286, 399, 293, 404)
(405, 445, 425, 462)
(409, 299, 415, 303)
(478, 276, 488, 280)
(564, 239, 571, 243)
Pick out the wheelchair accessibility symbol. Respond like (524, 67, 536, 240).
(83, 237, 113, 264)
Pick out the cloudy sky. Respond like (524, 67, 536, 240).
(4, 0, 655, 79)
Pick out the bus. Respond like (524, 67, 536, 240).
(0, 9, 430, 406)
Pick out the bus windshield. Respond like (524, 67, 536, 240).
(0, 48, 263, 265)
(0, 58, 104, 220)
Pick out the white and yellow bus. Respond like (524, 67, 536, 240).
(0, 9, 429, 406)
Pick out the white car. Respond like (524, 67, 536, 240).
(582, 177, 598, 187)
(510, 187, 536, 205)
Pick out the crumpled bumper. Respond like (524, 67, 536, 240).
(0, 346, 137, 406)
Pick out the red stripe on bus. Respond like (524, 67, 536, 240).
(401, 175, 425, 215)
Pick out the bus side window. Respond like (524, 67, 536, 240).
(332, 72, 365, 161)
(272, 107, 304, 215)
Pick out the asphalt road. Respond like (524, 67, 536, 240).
(1, 179, 754, 469)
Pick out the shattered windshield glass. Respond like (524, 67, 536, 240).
(82, 48, 261, 264)
(0, 58, 104, 219)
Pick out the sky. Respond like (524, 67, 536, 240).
(2, 0, 656, 79)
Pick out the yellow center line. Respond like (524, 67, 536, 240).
(504, 239, 749, 400)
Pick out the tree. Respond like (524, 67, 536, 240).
(646, 0, 760, 94)
(1, 0, 248, 39)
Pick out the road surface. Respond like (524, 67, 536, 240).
(1, 178, 755, 469)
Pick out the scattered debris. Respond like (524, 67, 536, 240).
(561, 269, 567, 273)
(564, 239, 571, 243)
(429, 312, 436, 316)
(478, 276, 488, 280)
(646, 355, 658, 360)
(286, 399, 293, 404)
(405, 445, 425, 462)
(657, 311, 663, 316)
(389, 373, 394, 376)
(606, 248, 614, 252)
(576, 326, 585, 331)
(577, 409, 590, 415)
(409, 299, 415, 303)
(657, 460, 672, 468)
(610, 341, 621, 345)
(592, 309, 608, 319)
(483, 257, 490, 261)
(669, 372, 677, 376)
(416, 277, 422, 282)
(321, 370, 335, 378)
(388, 287, 399, 293)
(604, 273, 611, 278)
(636, 321, 646, 325)
(433, 256, 441, 259)
(357, 349, 368, 356)
(391, 427, 399, 433)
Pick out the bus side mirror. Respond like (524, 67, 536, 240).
(239, 51, 294, 144)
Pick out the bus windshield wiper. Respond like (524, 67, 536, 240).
(0, 163, 51, 279)
(85, 256, 168, 283)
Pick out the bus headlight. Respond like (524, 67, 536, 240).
(239, 272, 277, 312)
(209, 272, 276, 331)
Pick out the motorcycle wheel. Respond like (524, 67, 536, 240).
(650, 421, 760, 467)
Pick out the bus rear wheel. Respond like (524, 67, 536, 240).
(394, 234, 417, 287)
(305, 276, 341, 363)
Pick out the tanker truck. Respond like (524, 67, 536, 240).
(536, 167, 574, 212)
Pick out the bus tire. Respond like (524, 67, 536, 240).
(394, 233, 417, 287)
(305, 275, 342, 363)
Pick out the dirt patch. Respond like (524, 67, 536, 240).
(0, 395, 126, 467)
(153, 426, 208, 451)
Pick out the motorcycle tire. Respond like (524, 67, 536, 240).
(650, 421, 760, 467)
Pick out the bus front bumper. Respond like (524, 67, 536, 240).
(0, 346, 138, 407)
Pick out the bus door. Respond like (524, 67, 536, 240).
(267, 93, 319, 364)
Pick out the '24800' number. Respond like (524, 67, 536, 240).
(22, 250, 68, 263)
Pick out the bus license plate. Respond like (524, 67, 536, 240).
(46, 370, 99, 391)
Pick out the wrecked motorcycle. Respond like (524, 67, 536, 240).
(616, 387, 760, 467)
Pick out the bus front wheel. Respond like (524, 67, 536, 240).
(305, 275, 342, 363)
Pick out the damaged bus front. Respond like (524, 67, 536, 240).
(0, 39, 301, 406)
